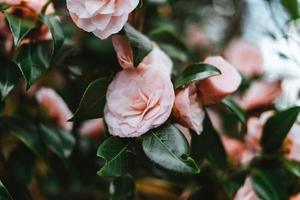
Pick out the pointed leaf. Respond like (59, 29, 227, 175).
(281, 159, 300, 177)
(222, 97, 247, 123)
(281, 0, 300, 20)
(97, 137, 134, 177)
(175, 63, 221, 89)
(261, 106, 300, 152)
(142, 124, 200, 174)
(71, 78, 107, 121)
(0, 180, 13, 200)
(109, 174, 135, 200)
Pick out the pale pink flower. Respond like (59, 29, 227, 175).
(173, 84, 205, 134)
(104, 65, 175, 138)
(112, 35, 173, 75)
(67, 0, 139, 39)
(79, 118, 105, 138)
(285, 124, 300, 162)
(1, 0, 21, 5)
(175, 124, 192, 145)
(234, 177, 259, 200)
(198, 56, 242, 105)
(36, 87, 73, 131)
(221, 134, 246, 165)
(184, 24, 211, 50)
(237, 81, 282, 111)
(224, 38, 263, 77)
(290, 193, 300, 200)
(240, 149, 257, 165)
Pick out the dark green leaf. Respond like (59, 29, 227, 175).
(97, 137, 134, 177)
(71, 78, 107, 121)
(7, 146, 36, 185)
(191, 115, 228, 169)
(123, 24, 153, 67)
(0, 4, 10, 11)
(16, 42, 51, 87)
(142, 124, 200, 174)
(222, 97, 247, 123)
(40, 15, 64, 58)
(109, 174, 135, 200)
(252, 169, 288, 200)
(39, 124, 75, 163)
(159, 43, 188, 62)
(281, 0, 300, 20)
(281, 159, 300, 177)
(0, 59, 22, 101)
(175, 63, 221, 89)
(149, 28, 186, 50)
(0, 180, 13, 200)
(261, 107, 300, 152)
(4, 13, 35, 46)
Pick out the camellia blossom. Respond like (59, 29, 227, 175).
(66, 0, 139, 39)
(184, 24, 211, 50)
(224, 38, 263, 77)
(173, 84, 205, 134)
(221, 135, 246, 165)
(35, 87, 73, 131)
(234, 177, 259, 200)
(198, 56, 242, 105)
(79, 118, 105, 138)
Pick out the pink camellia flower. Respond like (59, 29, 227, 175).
(290, 193, 300, 200)
(79, 118, 105, 138)
(173, 84, 205, 134)
(221, 135, 246, 165)
(35, 87, 73, 131)
(66, 0, 139, 39)
(1, 0, 21, 5)
(224, 39, 263, 77)
(237, 80, 282, 111)
(184, 24, 211, 50)
(234, 177, 259, 200)
(104, 64, 175, 137)
(198, 56, 242, 105)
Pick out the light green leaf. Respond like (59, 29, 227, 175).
(142, 124, 200, 174)
(281, 158, 300, 177)
(175, 63, 221, 89)
(71, 78, 107, 121)
(97, 137, 134, 177)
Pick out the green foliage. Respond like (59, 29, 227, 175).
(222, 97, 247, 123)
(281, 0, 300, 20)
(0, 180, 13, 200)
(109, 174, 135, 200)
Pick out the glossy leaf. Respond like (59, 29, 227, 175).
(0, 59, 22, 101)
(251, 169, 288, 200)
(281, 159, 300, 177)
(175, 63, 221, 89)
(123, 24, 153, 67)
(39, 124, 75, 163)
(281, 0, 300, 19)
(261, 106, 300, 152)
(142, 125, 200, 174)
(109, 174, 135, 200)
(97, 137, 134, 177)
(149, 28, 186, 50)
(4, 13, 35, 46)
(16, 42, 51, 87)
(222, 97, 247, 123)
(0, 180, 13, 200)
(71, 78, 107, 121)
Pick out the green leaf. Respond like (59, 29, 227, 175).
(0, 59, 22, 101)
(251, 169, 288, 200)
(191, 115, 228, 169)
(142, 124, 200, 174)
(0, 3, 10, 11)
(109, 174, 135, 200)
(71, 78, 107, 121)
(39, 124, 75, 163)
(0, 117, 47, 159)
(281, 0, 300, 20)
(123, 24, 153, 67)
(149, 28, 186, 50)
(7, 146, 36, 185)
(40, 15, 64, 58)
(222, 97, 247, 123)
(0, 180, 13, 200)
(15, 42, 51, 87)
(4, 13, 35, 46)
(281, 159, 300, 177)
(97, 137, 134, 177)
(261, 106, 300, 152)
(175, 63, 221, 89)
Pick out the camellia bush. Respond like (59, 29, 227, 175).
(1, 0, 300, 199)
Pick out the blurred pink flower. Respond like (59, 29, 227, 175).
(224, 38, 263, 77)
(237, 80, 282, 111)
(67, 0, 139, 39)
(184, 24, 211, 50)
(173, 84, 205, 134)
(198, 56, 242, 105)
(290, 193, 300, 200)
(79, 118, 105, 138)
(221, 134, 246, 165)
(234, 177, 259, 200)
(36, 87, 73, 131)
